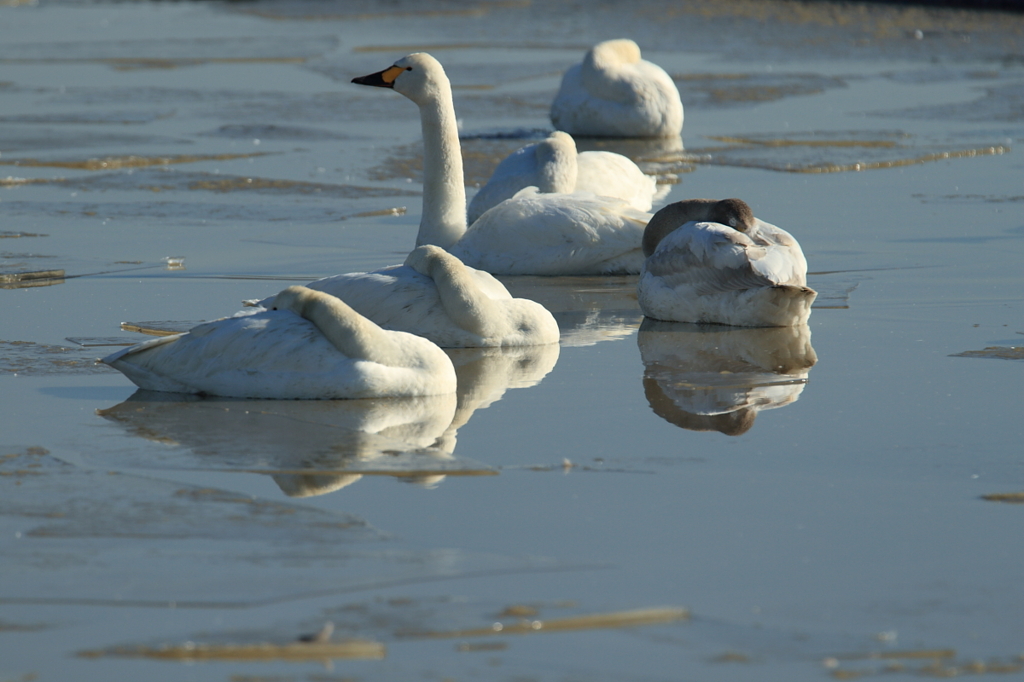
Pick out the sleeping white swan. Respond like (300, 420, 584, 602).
(103, 286, 457, 399)
(353, 52, 651, 275)
(551, 39, 684, 139)
(466, 130, 659, 223)
(638, 199, 816, 327)
(251, 245, 560, 348)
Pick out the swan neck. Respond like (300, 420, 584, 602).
(417, 91, 467, 249)
(299, 294, 406, 367)
(419, 252, 494, 337)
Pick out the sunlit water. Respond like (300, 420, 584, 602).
(1, 1, 1023, 680)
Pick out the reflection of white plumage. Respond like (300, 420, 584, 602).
(98, 343, 559, 497)
(638, 199, 816, 327)
(104, 286, 457, 399)
(466, 131, 659, 223)
(638, 319, 817, 436)
(551, 39, 684, 139)
(353, 52, 650, 275)
(254, 246, 560, 348)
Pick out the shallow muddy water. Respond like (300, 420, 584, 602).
(1, 1, 1023, 680)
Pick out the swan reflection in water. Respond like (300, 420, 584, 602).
(637, 319, 817, 436)
(97, 344, 559, 496)
(498, 275, 643, 347)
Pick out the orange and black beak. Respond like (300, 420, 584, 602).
(352, 65, 406, 89)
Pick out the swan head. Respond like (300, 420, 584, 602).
(270, 285, 315, 313)
(707, 198, 755, 233)
(586, 39, 643, 69)
(403, 243, 451, 276)
(641, 198, 757, 257)
(535, 131, 579, 193)
(352, 52, 449, 106)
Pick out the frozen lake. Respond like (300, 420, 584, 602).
(1, 1, 1022, 680)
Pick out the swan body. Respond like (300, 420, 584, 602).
(253, 246, 560, 347)
(466, 130, 658, 223)
(638, 199, 816, 327)
(551, 39, 684, 139)
(103, 286, 457, 399)
(353, 52, 651, 275)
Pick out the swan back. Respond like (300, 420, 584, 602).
(253, 249, 559, 347)
(642, 198, 755, 257)
(453, 187, 650, 275)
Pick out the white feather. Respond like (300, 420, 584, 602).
(356, 53, 651, 275)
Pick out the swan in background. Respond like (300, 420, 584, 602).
(352, 52, 651, 275)
(638, 319, 817, 436)
(551, 39, 684, 139)
(638, 199, 816, 327)
(251, 246, 560, 348)
(103, 286, 457, 399)
(466, 130, 660, 223)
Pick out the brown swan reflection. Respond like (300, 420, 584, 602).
(96, 344, 559, 496)
(637, 319, 817, 435)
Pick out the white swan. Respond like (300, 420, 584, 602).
(353, 52, 651, 275)
(551, 39, 684, 139)
(103, 286, 457, 399)
(252, 245, 560, 348)
(466, 130, 659, 223)
(638, 199, 816, 327)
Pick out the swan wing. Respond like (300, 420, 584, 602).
(453, 187, 649, 275)
(575, 151, 657, 211)
(643, 222, 782, 294)
(103, 309, 454, 399)
(746, 219, 809, 287)
(271, 265, 515, 347)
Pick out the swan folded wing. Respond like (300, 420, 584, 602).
(644, 222, 781, 295)
(103, 308, 457, 399)
(747, 220, 809, 287)
(103, 312, 367, 398)
(455, 187, 649, 275)
(252, 264, 515, 348)
(575, 151, 657, 212)
(301, 267, 446, 331)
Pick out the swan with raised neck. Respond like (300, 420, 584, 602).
(353, 52, 651, 275)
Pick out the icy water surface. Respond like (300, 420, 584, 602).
(1, 1, 1023, 680)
